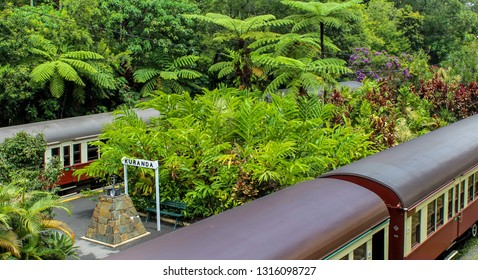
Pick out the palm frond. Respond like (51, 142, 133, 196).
(41, 220, 75, 244)
(0, 229, 21, 258)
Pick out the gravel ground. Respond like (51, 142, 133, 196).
(456, 237, 478, 260)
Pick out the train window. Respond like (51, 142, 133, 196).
(339, 255, 349, 260)
(468, 175, 475, 203)
(436, 194, 444, 228)
(411, 210, 421, 247)
(63, 146, 70, 167)
(51, 147, 60, 157)
(87, 142, 99, 161)
(460, 181, 465, 210)
(454, 185, 459, 214)
(475, 172, 478, 200)
(353, 243, 366, 260)
(427, 202, 436, 236)
(447, 189, 454, 219)
(73, 143, 81, 164)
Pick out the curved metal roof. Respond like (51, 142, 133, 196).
(324, 114, 478, 209)
(0, 109, 159, 144)
(106, 178, 388, 260)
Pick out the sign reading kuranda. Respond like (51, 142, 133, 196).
(121, 157, 158, 170)
(121, 156, 161, 231)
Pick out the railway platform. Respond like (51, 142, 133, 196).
(55, 194, 177, 260)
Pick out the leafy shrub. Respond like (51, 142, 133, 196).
(80, 88, 375, 218)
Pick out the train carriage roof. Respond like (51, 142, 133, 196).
(0, 109, 159, 144)
(324, 114, 478, 209)
(105, 178, 388, 260)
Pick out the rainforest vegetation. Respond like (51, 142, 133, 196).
(2, 0, 478, 258)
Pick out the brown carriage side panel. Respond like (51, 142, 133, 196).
(405, 219, 458, 260)
(459, 199, 478, 236)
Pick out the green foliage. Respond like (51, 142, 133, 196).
(0, 183, 75, 260)
(0, 131, 63, 192)
(441, 36, 478, 83)
(81, 89, 375, 218)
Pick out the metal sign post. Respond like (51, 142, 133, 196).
(121, 156, 161, 231)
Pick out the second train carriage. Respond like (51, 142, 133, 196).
(0, 109, 159, 195)
(323, 113, 478, 259)
(106, 178, 390, 260)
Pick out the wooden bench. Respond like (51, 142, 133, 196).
(145, 200, 186, 229)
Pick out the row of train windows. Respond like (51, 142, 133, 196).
(411, 173, 478, 247)
(339, 243, 367, 260)
(51, 142, 99, 167)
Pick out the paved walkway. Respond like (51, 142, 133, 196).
(55, 194, 176, 260)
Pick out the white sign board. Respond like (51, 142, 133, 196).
(121, 157, 158, 170)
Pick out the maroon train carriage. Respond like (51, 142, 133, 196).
(0, 108, 159, 195)
(323, 114, 478, 259)
(105, 178, 390, 260)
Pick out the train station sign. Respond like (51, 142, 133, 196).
(121, 157, 158, 170)
(121, 156, 162, 231)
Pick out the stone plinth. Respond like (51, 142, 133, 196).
(83, 194, 149, 247)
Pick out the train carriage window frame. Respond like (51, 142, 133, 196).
(87, 142, 99, 161)
(459, 181, 465, 210)
(468, 175, 475, 203)
(436, 194, 444, 228)
(447, 189, 454, 219)
(73, 143, 82, 164)
(411, 210, 421, 248)
(63, 146, 71, 167)
(427, 201, 436, 236)
(474, 171, 478, 200)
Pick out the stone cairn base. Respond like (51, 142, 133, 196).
(83, 194, 149, 247)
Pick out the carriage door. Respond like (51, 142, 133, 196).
(453, 180, 468, 237)
(447, 186, 460, 239)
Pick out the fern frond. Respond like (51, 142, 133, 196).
(56, 61, 85, 86)
(28, 47, 53, 60)
(133, 68, 161, 83)
(140, 79, 159, 95)
(176, 69, 202, 79)
(159, 71, 178, 80)
(172, 55, 200, 68)
(59, 58, 98, 74)
(61, 51, 104, 60)
(72, 86, 86, 104)
(31, 62, 55, 83)
(89, 72, 117, 89)
(49, 73, 65, 98)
